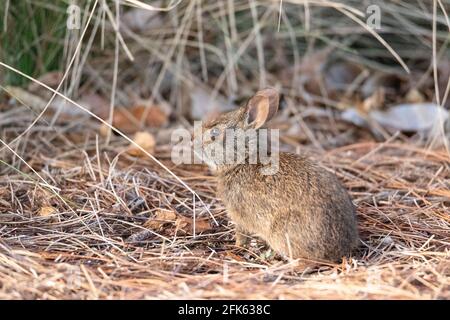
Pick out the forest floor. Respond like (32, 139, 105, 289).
(0, 106, 449, 299)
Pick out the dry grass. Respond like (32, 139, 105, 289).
(0, 0, 449, 300)
(0, 107, 449, 299)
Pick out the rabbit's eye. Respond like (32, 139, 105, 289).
(210, 128, 220, 141)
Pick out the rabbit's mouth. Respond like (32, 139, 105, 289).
(192, 146, 217, 171)
(201, 145, 224, 171)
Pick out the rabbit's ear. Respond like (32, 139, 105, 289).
(244, 88, 279, 129)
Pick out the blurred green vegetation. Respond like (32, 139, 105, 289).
(0, 1, 68, 86)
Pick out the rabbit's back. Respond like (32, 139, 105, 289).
(217, 152, 359, 261)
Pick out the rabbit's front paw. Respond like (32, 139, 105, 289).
(235, 229, 251, 247)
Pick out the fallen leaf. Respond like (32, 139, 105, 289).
(144, 209, 177, 230)
(341, 108, 368, 127)
(370, 103, 449, 132)
(112, 109, 136, 132)
(6, 86, 48, 109)
(39, 206, 56, 217)
(142, 105, 169, 127)
(109, 105, 168, 133)
(225, 251, 245, 262)
(6, 86, 87, 120)
(127, 131, 156, 157)
(342, 103, 449, 134)
(175, 215, 211, 235)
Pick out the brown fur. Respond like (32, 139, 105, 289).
(196, 88, 359, 262)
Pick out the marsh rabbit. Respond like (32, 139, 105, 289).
(194, 88, 359, 262)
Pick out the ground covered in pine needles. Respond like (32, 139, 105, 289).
(1, 0, 450, 300)
(0, 108, 448, 300)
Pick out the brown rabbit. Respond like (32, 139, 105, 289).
(194, 88, 359, 262)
